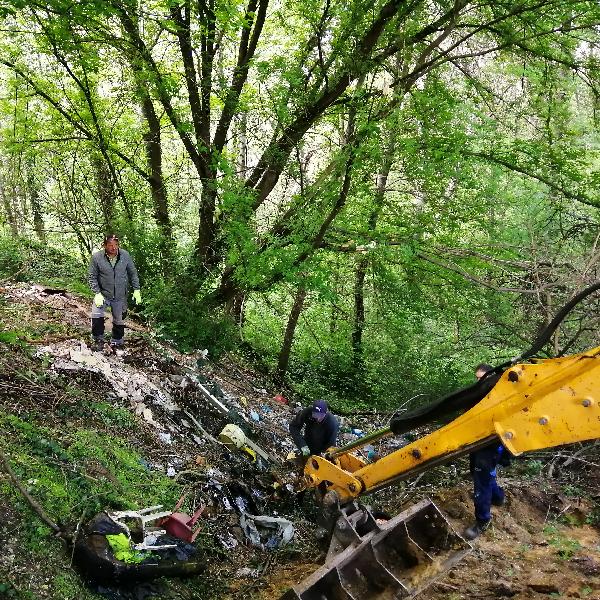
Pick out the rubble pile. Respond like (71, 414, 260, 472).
(0, 285, 322, 588)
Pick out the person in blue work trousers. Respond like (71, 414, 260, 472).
(463, 362, 509, 540)
(88, 234, 141, 352)
(289, 399, 339, 457)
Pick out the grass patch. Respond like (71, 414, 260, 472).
(0, 412, 179, 526)
(543, 524, 583, 559)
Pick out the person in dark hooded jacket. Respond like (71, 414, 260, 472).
(289, 399, 339, 456)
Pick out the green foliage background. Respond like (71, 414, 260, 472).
(0, 0, 600, 412)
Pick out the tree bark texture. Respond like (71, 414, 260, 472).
(93, 154, 116, 233)
(276, 286, 308, 381)
(26, 161, 45, 243)
(140, 91, 174, 267)
(0, 173, 19, 237)
(352, 147, 394, 365)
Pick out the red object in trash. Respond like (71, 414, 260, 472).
(274, 394, 288, 405)
(159, 496, 205, 543)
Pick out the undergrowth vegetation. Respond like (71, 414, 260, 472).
(1, 412, 180, 520)
(0, 234, 508, 412)
(0, 236, 87, 293)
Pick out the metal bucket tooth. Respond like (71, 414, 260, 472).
(280, 499, 471, 600)
(371, 501, 470, 593)
(290, 569, 355, 600)
(338, 543, 409, 599)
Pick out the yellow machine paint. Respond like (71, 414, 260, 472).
(304, 347, 600, 504)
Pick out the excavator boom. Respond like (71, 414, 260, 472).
(282, 347, 600, 599)
(304, 347, 600, 503)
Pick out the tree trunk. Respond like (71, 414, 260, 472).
(195, 181, 218, 266)
(0, 173, 19, 237)
(276, 286, 308, 381)
(231, 293, 246, 328)
(351, 144, 394, 367)
(94, 154, 116, 233)
(26, 159, 45, 243)
(237, 112, 248, 178)
(140, 92, 174, 267)
(352, 259, 367, 355)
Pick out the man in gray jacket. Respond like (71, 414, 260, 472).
(88, 234, 141, 351)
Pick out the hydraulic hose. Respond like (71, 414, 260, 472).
(492, 280, 600, 373)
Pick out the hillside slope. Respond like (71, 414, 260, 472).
(0, 283, 598, 600)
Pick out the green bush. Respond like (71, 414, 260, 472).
(0, 235, 25, 276)
(0, 235, 86, 288)
(145, 279, 239, 356)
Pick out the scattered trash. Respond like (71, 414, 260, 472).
(216, 532, 238, 550)
(159, 496, 204, 543)
(166, 466, 176, 478)
(365, 444, 379, 462)
(236, 567, 259, 578)
(106, 533, 149, 564)
(250, 410, 260, 422)
(219, 424, 246, 449)
(107, 506, 175, 551)
(135, 404, 157, 426)
(273, 394, 288, 405)
(158, 432, 172, 445)
(239, 513, 294, 550)
(196, 349, 209, 368)
(73, 512, 203, 584)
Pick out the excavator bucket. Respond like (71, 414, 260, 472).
(280, 499, 470, 599)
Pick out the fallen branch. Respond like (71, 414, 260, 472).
(555, 454, 599, 469)
(0, 445, 63, 537)
(560, 441, 599, 468)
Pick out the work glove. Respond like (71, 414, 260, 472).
(132, 289, 142, 305)
(301, 446, 310, 457)
(94, 293, 104, 307)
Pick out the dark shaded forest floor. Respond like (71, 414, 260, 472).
(0, 283, 598, 600)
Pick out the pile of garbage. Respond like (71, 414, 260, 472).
(30, 336, 302, 590)
(1, 284, 403, 596)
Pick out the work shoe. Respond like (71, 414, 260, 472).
(463, 520, 491, 540)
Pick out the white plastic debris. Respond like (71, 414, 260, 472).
(158, 432, 173, 445)
(239, 512, 295, 550)
(236, 567, 259, 578)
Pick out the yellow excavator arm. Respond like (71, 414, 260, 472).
(283, 311, 600, 600)
(304, 346, 600, 504)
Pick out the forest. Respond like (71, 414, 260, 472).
(0, 2, 600, 599)
(2, 0, 600, 406)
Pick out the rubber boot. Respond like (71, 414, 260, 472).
(463, 519, 491, 540)
(91, 318, 105, 351)
(111, 323, 125, 347)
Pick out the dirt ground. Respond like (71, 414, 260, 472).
(257, 481, 600, 600)
(0, 283, 598, 600)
